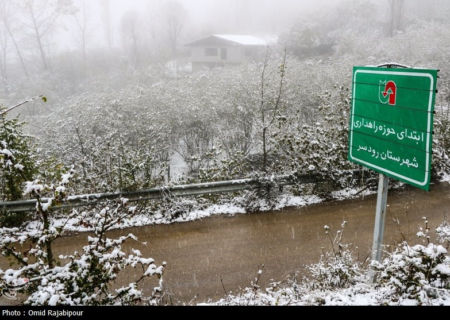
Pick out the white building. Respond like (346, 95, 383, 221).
(184, 35, 268, 72)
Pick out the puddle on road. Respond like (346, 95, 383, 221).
(1, 182, 450, 305)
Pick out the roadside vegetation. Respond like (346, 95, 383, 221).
(202, 219, 450, 306)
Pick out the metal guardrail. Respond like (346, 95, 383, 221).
(0, 171, 360, 213)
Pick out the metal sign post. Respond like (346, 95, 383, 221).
(348, 63, 438, 283)
(369, 173, 389, 283)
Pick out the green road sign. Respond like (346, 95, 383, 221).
(348, 66, 438, 191)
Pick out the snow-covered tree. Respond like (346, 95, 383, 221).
(0, 102, 167, 306)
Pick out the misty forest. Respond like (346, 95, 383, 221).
(1, 0, 450, 306)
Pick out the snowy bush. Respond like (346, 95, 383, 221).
(372, 218, 450, 305)
(0, 178, 167, 306)
(272, 84, 371, 197)
(227, 171, 284, 213)
(0, 100, 52, 228)
(153, 187, 210, 222)
(0, 105, 38, 202)
(303, 221, 366, 290)
(436, 221, 450, 248)
(371, 242, 450, 304)
(0, 166, 167, 306)
(432, 103, 450, 182)
(0, 105, 167, 306)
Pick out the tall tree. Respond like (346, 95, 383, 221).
(0, 0, 28, 77)
(145, 0, 163, 55)
(100, 0, 113, 49)
(120, 11, 142, 67)
(387, 0, 404, 36)
(17, 0, 76, 71)
(162, 1, 189, 57)
(0, 9, 8, 83)
(72, 0, 95, 73)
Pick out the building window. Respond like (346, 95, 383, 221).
(205, 48, 218, 56)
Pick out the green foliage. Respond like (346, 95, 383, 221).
(0, 210, 31, 228)
(0, 107, 38, 202)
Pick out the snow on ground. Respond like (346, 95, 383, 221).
(42, 193, 326, 233)
(43, 175, 448, 234)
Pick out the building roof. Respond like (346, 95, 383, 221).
(184, 34, 268, 47)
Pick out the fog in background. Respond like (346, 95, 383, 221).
(0, 0, 449, 113)
(58, 0, 333, 50)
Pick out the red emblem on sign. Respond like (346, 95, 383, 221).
(380, 80, 397, 105)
